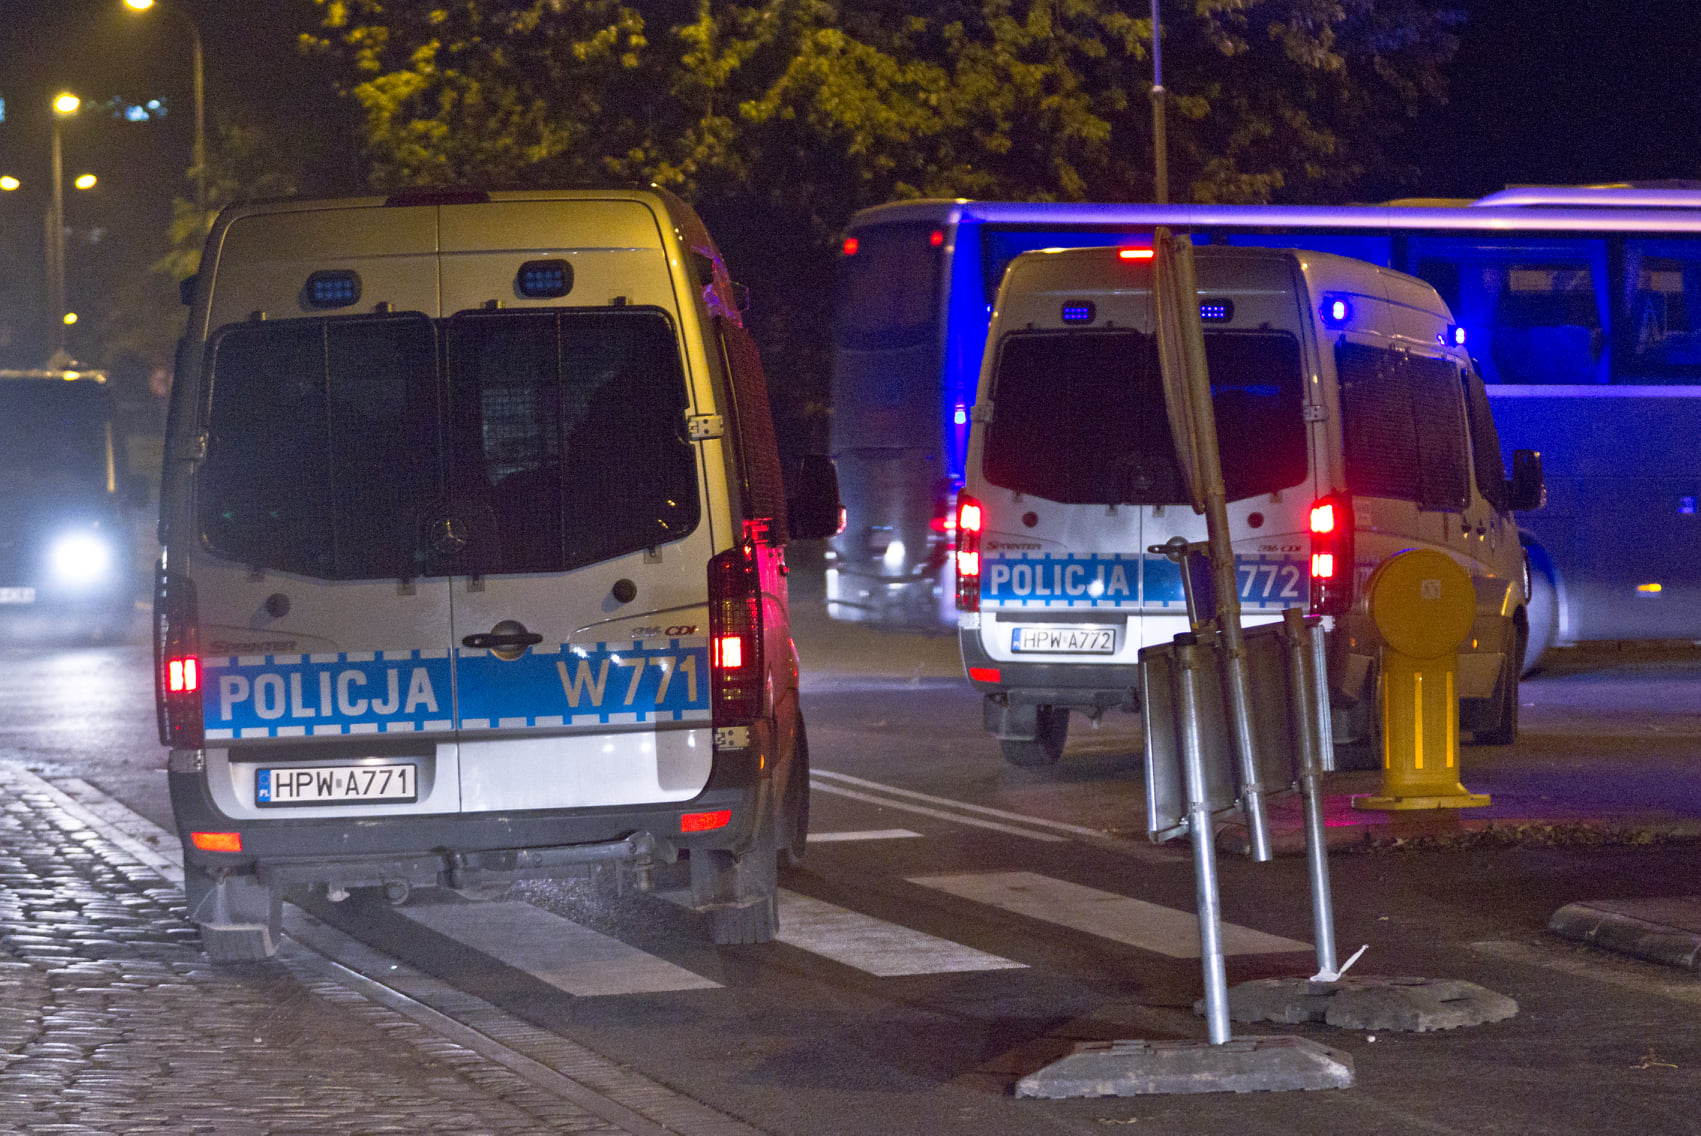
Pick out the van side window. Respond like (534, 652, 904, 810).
(199, 313, 441, 579)
(1461, 367, 1509, 511)
(446, 307, 699, 575)
(1337, 342, 1470, 512)
(983, 328, 1307, 506)
(716, 316, 789, 542)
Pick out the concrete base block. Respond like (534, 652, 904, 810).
(1014, 1036, 1353, 1098)
(1206, 975, 1518, 1032)
(1550, 900, 1701, 971)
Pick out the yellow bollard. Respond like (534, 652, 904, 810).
(1353, 549, 1490, 811)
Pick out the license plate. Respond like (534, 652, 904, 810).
(256, 763, 418, 807)
(1011, 626, 1116, 654)
(0, 587, 36, 605)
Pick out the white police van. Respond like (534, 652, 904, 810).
(155, 187, 840, 959)
(954, 245, 1543, 767)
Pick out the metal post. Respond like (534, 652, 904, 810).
(1283, 608, 1337, 979)
(1150, 0, 1168, 205)
(48, 113, 66, 359)
(1175, 635, 1231, 1045)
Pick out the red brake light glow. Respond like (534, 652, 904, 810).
(842, 236, 859, 256)
(1119, 248, 1155, 260)
(1307, 494, 1354, 617)
(1309, 501, 1338, 535)
(708, 543, 763, 726)
(681, 809, 733, 834)
(954, 495, 983, 612)
(930, 228, 945, 248)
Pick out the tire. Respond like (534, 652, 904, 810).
(1522, 542, 1558, 676)
(999, 705, 1069, 767)
(1474, 625, 1524, 746)
(692, 801, 780, 945)
(779, 716, 811, 870)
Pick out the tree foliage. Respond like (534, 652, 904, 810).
(305, 0, 1462, 447)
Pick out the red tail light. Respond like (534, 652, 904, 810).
(708, 542, 763, 725)
(1308, 494, 1354, 617)
(154, 568, 204, 748)
(954, 494, 983, 612)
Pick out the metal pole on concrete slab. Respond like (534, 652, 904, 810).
(1176, 634, 1231, 1045)
(1284, 608, 1337, 979)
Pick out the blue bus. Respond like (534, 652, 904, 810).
(825, 186, 1701, 669)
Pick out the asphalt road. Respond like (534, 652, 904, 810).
(4, 596, 1701, 1133)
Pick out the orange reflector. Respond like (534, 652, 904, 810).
(1637, 582, 1663, 594)
(681, 809, 732, 833)
(1119, 248, 1155, 260)
(191, 831, 242, 853)
(713, 634, 744, 669)
(968, 666, 1001, 683)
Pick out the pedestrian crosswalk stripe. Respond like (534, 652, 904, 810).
(774, 890, 1026, 976)
(401, 901, 721, 996)
(907, 871, 1311, 959)
(809, 829, 923, 842)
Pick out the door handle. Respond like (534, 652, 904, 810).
(461, 630, 544, 650)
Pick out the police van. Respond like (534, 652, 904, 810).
(155, 187, 841, 960)
(954, 245, 1543, 767)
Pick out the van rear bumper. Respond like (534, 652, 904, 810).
(960, 630, 1141, 716)
(168, 766, 762, 892)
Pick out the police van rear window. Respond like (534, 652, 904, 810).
(199, 307, 698, 579)
(983, 328, 1306, 505)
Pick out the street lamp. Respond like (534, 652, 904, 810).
(49, 92, 81, 362)
(124, 0, 206, 214)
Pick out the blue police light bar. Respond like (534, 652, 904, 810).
(1200, 299, 1234, 323)
(1320, 295, 1353, 327)
(517, 259, 573, 299)
(303, 270, 361, 309)
(1061, 301, 1095, 324)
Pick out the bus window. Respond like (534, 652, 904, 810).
(1407, 237, 1608, 385)
(835, 222, 943, 351)
(1618, 239, 1701, 381)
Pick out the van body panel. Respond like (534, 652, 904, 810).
(960, 244, 1528, 758)
(161, 189, 804, 953)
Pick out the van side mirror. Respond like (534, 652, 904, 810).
(788, 454, 843, 541)
(1507, 449, 1545, 512)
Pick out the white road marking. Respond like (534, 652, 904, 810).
(908, 871, 1312, 959)
(810, 782, 1068, 842)
(808, 829, 924, 842)
(813, 770, 1109, 840)
(774, 891, 1026, 976)
(402, 901, 721, 996)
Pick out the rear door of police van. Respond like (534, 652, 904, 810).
(434, 199, 720, 815)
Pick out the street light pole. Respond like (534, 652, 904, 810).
(124, 0, 206, 214)
(1150, 0, 1168, 206)
(48, 93, 79, 364)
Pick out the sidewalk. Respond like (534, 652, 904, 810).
(0, 761, 694, 1136)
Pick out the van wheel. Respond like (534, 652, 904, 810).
(692, 807, 780, 946)
(1000, 706, 1069, 767)
(1332, 685, 1383, 772)
(1474, 626, 1524, 746)
(779, 716, 810, 870)
(1522, 543, 1558, 675)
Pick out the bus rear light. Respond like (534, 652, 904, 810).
(680, 809, 733, 834)
(1308, 493, 1354, 617)
(1118, 248, 1155, 260)
(954, 495, 983, 612)
(930, 229, 945, 248)
(708, 542, 763, 725)
(191, 831, 242, 854)
(154, 569, 204, 748)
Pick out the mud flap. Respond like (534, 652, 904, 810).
(689, 786, 779, 945)
(186, 866, 282, 961)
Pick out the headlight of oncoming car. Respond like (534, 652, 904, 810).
(48, 530, 116, 587)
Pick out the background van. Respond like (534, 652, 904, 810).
(955, 245, 1543, 767)
(156, 187, 839, 960)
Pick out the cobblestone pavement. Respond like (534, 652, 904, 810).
(0, 761, 643, 1136)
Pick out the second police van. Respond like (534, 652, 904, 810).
(155, 187, 840, 959)
(955, 245, 1544, 767)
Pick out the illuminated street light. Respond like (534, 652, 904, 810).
(0, 176, 19, 192)
(74, 174, 98, 191)
(49, 92, 82, 361)
(124, 0, 207, 213)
